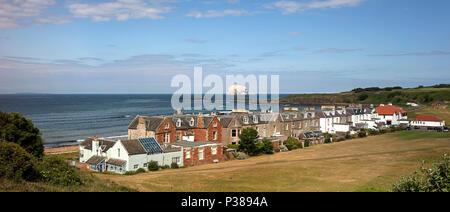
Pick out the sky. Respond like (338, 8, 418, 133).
(0, 0, 449, 94)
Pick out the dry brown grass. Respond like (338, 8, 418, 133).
(96, 133, 450, 192)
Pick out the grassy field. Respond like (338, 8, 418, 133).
(96, 131, 450, 192)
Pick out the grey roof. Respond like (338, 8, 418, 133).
(80, 138, 115, 152)
(128, 116, 165, 131)
(138, 137, 163, 155)
(172, 141, 221, 148)
(107, 159, 127, 166)
(121, 139, 147, 155)
(218, 116, 234, 127)
(171, 115, 199, 129)
(86, 156, 105, 165)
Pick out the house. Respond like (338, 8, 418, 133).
(80, 136, 183, 174)
(375, 104, 407, 126)
(407, 102, 419, 107)
(410, 115, 445, 128)
(172, 141, 224, 167)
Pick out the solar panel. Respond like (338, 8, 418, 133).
(138, 137, 163, 154)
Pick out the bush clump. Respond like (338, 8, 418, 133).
(147, 161, 159, 171)
(171, 162, 179, 169)
(37, 154, 83, 186)
(0, 141, 39, 182)
(284, 137, 302, 150)
(392, 154, 449, 192)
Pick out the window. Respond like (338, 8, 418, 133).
(143, 163, 147, 167)
(253, 116, 258, 123)
(172, 157, 180, 164)
(164, 133, 170, 143)
(176, 119, 181, 127)
(177, 132, 181, 141)
(134, 164, 138, 169)
(286, 124, 289, 130)
(165, 123, 169, 129)
(118, 148, 120, 157)
(213, 121, 217, 128)
(199, 148, 204, 160)
(243, 116, 248, 124)
(213, 131, 217, 140)
(190, 118, 195, 126)
(212, 146, 217, 155)
(232, 129, 237, 137)
(186, 150, 191, 159)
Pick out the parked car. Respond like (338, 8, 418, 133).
(443, 127, 449, 132)
(414, 126, 420, 130)
(436, 128, 443, 132)
(405, 127, 412, 131)
(427, 127, 434, 131)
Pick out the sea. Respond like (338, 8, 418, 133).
(0, 94, 312, 147)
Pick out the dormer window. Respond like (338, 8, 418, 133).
(176, 119, 181, 127)
(213, 121, 217, 128)
(243, 116, 248, 124)
(253, 116, 258, 123)
(164, 123, 169, 129)
(189, 118, 195, 126)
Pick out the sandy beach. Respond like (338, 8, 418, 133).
(44, 145, 79, 155)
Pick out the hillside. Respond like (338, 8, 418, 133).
(281, 86, 450, 106)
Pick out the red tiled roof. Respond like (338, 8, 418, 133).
(375, 105, 407, 115)
(413, 115, 442, 122)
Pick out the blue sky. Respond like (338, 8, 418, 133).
(0, 0, 449, 94)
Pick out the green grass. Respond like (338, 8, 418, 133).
(393, 131, 450, 140)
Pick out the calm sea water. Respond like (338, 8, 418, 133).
(0, 94, 301, 147)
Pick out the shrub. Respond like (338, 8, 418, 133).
(284, 137, 302, 150)
(160, 165, 170, 170)
(393, 154, 450, 192)
(147, 161, 159, 171)
(358, 130, 367, 138)
(227, 144, 239, 149)
(136, 168, 146, 174)
(303, 139, 311, 147)
(261, 138, 274, 154)
(232, 152, 248, 160)
(171, 162, 179, 169)
(37, 155, 83, 186)
(0, 141, 39, 182)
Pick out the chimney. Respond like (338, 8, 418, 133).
(138, 116, 146, 125)
(92, 136, 99, 156)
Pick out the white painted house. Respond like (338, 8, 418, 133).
(374, 104, 408, 126)
(410, 115, 445, 128)
(80, 137, 183, 174)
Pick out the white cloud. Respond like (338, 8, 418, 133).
(68, 0, 172, 22)
(0, 0, 57, 29)
(267, 0, 365, 14)
(186, 9, 252, 18)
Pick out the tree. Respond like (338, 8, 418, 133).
(261, 138, 274, 154)
(0, 111, 44, 158)
(148, 161, 159, 171)
(37, 155, 83, 186)
(238, 128, 259, 156)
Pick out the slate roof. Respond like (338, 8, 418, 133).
(121, 139, 147, 155)
(80, 138, 115, 152)
(128, 116, 165, 131)
(107, 159, 127, 166)
(86, 156, 105, 165)
(218, 116, 234, 127)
